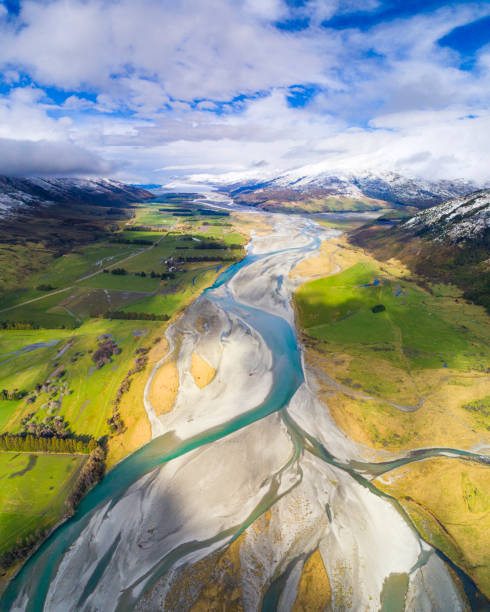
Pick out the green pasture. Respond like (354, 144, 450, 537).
(0, 318, 161, 438)
(58, 287, 152, 317)
(0, 244, 137, 311)
(29, 243, 135, 289)
(124, 266, 221, 317)
(118, 230, 162, 243)
(0, 452, 85, 554)
(0, 196, 247, 441)
(76, 273, 160, 292)
(296, 262, 490, 371)
(0, 290, 76, 329)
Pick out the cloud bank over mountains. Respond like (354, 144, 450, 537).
(0, 0, 489, 183)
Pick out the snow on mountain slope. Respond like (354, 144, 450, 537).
(258, 169, 478, 208)
(403, 189, 490, 242)
(0, 175, 153, 217)
(192, 164, 481, 209)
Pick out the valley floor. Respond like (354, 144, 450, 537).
(0, 195, 267, 585)
(0, 199, 488, 611)
(292, 233, 490, 597)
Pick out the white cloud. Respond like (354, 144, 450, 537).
(0, 0, 327, 102)
(0, 1, 488, 183)
(0, 86, 70, 141)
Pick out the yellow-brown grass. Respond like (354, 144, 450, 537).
(375, 458, 490, 597)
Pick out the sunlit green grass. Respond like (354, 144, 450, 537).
(296, 263, 489, 371)
(0, 318, 161, 437)
(0, 452, 85, 554)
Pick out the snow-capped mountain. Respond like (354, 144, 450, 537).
(0, 176, 153, 217)
(193, 164, 480, 209)
(403, 189, 490, 242)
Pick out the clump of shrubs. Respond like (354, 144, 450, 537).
(371, 304, 386, 313)
(0, 388, 27, 401)
(92, 339, 121, 369)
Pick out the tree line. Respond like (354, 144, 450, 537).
(110, 237, 153, 245)
(126, 225, 167, 232)
(103, 311, 170, 321)
(108, 347, 149, 434)
(0, 321, 42, 330)
(0, 433, 98, 454)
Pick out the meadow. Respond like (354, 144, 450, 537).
(269, 195, 389, 213)
(294, 236, 490, 595)
(296, 261, 486, 371)
(0, 452, 85, 555)
(296, 257, 489, 449)
(375, 458, 490, 598)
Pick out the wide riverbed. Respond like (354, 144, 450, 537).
(2, 200, 487, 611)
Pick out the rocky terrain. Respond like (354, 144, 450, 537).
(402, 189, 490, 242)
(0, 176, 153, 217)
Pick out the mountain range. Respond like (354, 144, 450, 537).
(194, 165, 483, 211)
(0, 176, 152, 218)
(402, 189, 490, 242)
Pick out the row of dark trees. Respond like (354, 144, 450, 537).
(103, 311, 170, 321)
(103, 268, 177, 280)
(110, 237, 153, 245)
(194, 241, 241, 250)
(0, 321, 42, 330)
(0, 433, 98, 453)
(106, 267, 128, 275)
(65, 443, 106, 511)
(36, 284, 56, 291)
(178, 255, 236, 262)
(126, 225, 166, 232)
(0, 527, 50, 572)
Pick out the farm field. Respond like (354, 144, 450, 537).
(0, 196, 250, 442)
(0, 197, 248, 326)
(0, 452, 86, 555)
(0, 319, 163, 439)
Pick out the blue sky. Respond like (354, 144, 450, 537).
(0, 0, 489, 183)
